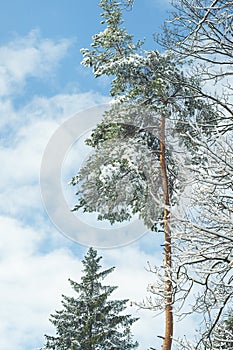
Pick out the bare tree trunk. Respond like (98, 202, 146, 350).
(159, 112, 173, 350)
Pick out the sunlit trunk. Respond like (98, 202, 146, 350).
(159, 112, 173, 350)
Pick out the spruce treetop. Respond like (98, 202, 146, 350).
(43, 248, 138, 350)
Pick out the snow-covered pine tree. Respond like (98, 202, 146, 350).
(43, 248, 138, 350)
(70, 1, 220, 349)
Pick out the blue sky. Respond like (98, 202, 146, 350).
(0, 1, 103, 107)
(0, 0, 170, 100)
(0, 1, 197, 349)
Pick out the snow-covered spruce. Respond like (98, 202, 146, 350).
(43, 248, 138, 350)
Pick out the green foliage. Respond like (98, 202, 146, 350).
(71, 0, 220, 231)
(71, 104, 178, 230)
(43, 248, 138, 350)
(81, 0, 143, 83)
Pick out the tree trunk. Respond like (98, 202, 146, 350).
(159, 112, 173, 350)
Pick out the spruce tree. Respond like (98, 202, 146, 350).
(43, 248, 138, 350)
(209, 311, 233, 350)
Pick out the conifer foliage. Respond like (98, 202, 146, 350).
(209, 311, 233, 350)
(43, 248, 138, 350)
(70, 1, 220, 349)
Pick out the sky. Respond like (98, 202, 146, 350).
(0, 1, 197, 349)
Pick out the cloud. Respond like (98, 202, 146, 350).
(0, 215, 84, 350)
(0, 31, 110, 349)
(0, 30, 73, 97)
(0, 216, 196, 350)
(0, 30, 197, 350)
(102, 244, 164, 348)
(0, 92, 109, 219)
(0, 212, 159, 350)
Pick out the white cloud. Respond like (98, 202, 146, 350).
(0, 217, 196, 350)
(102, 244, 164, 348)
(0, 91, 109, 218)
(22, 91, 110, 122)
(0, 31, 112, 349)
(0, 216, 83, 350)
(0, 212, 159, 350)
(0, 30, 72, 97)
(0, 99, 18, 130)
(0, 30, 198, 350)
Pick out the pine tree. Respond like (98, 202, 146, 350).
(70, 1, 220, 349)
(43, 248, 138, 350)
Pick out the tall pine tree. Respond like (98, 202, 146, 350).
(43, 248, 138, 350)
(70, 1, 220, 349)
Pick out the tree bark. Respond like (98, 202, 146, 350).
(159, 112, 173, 350)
